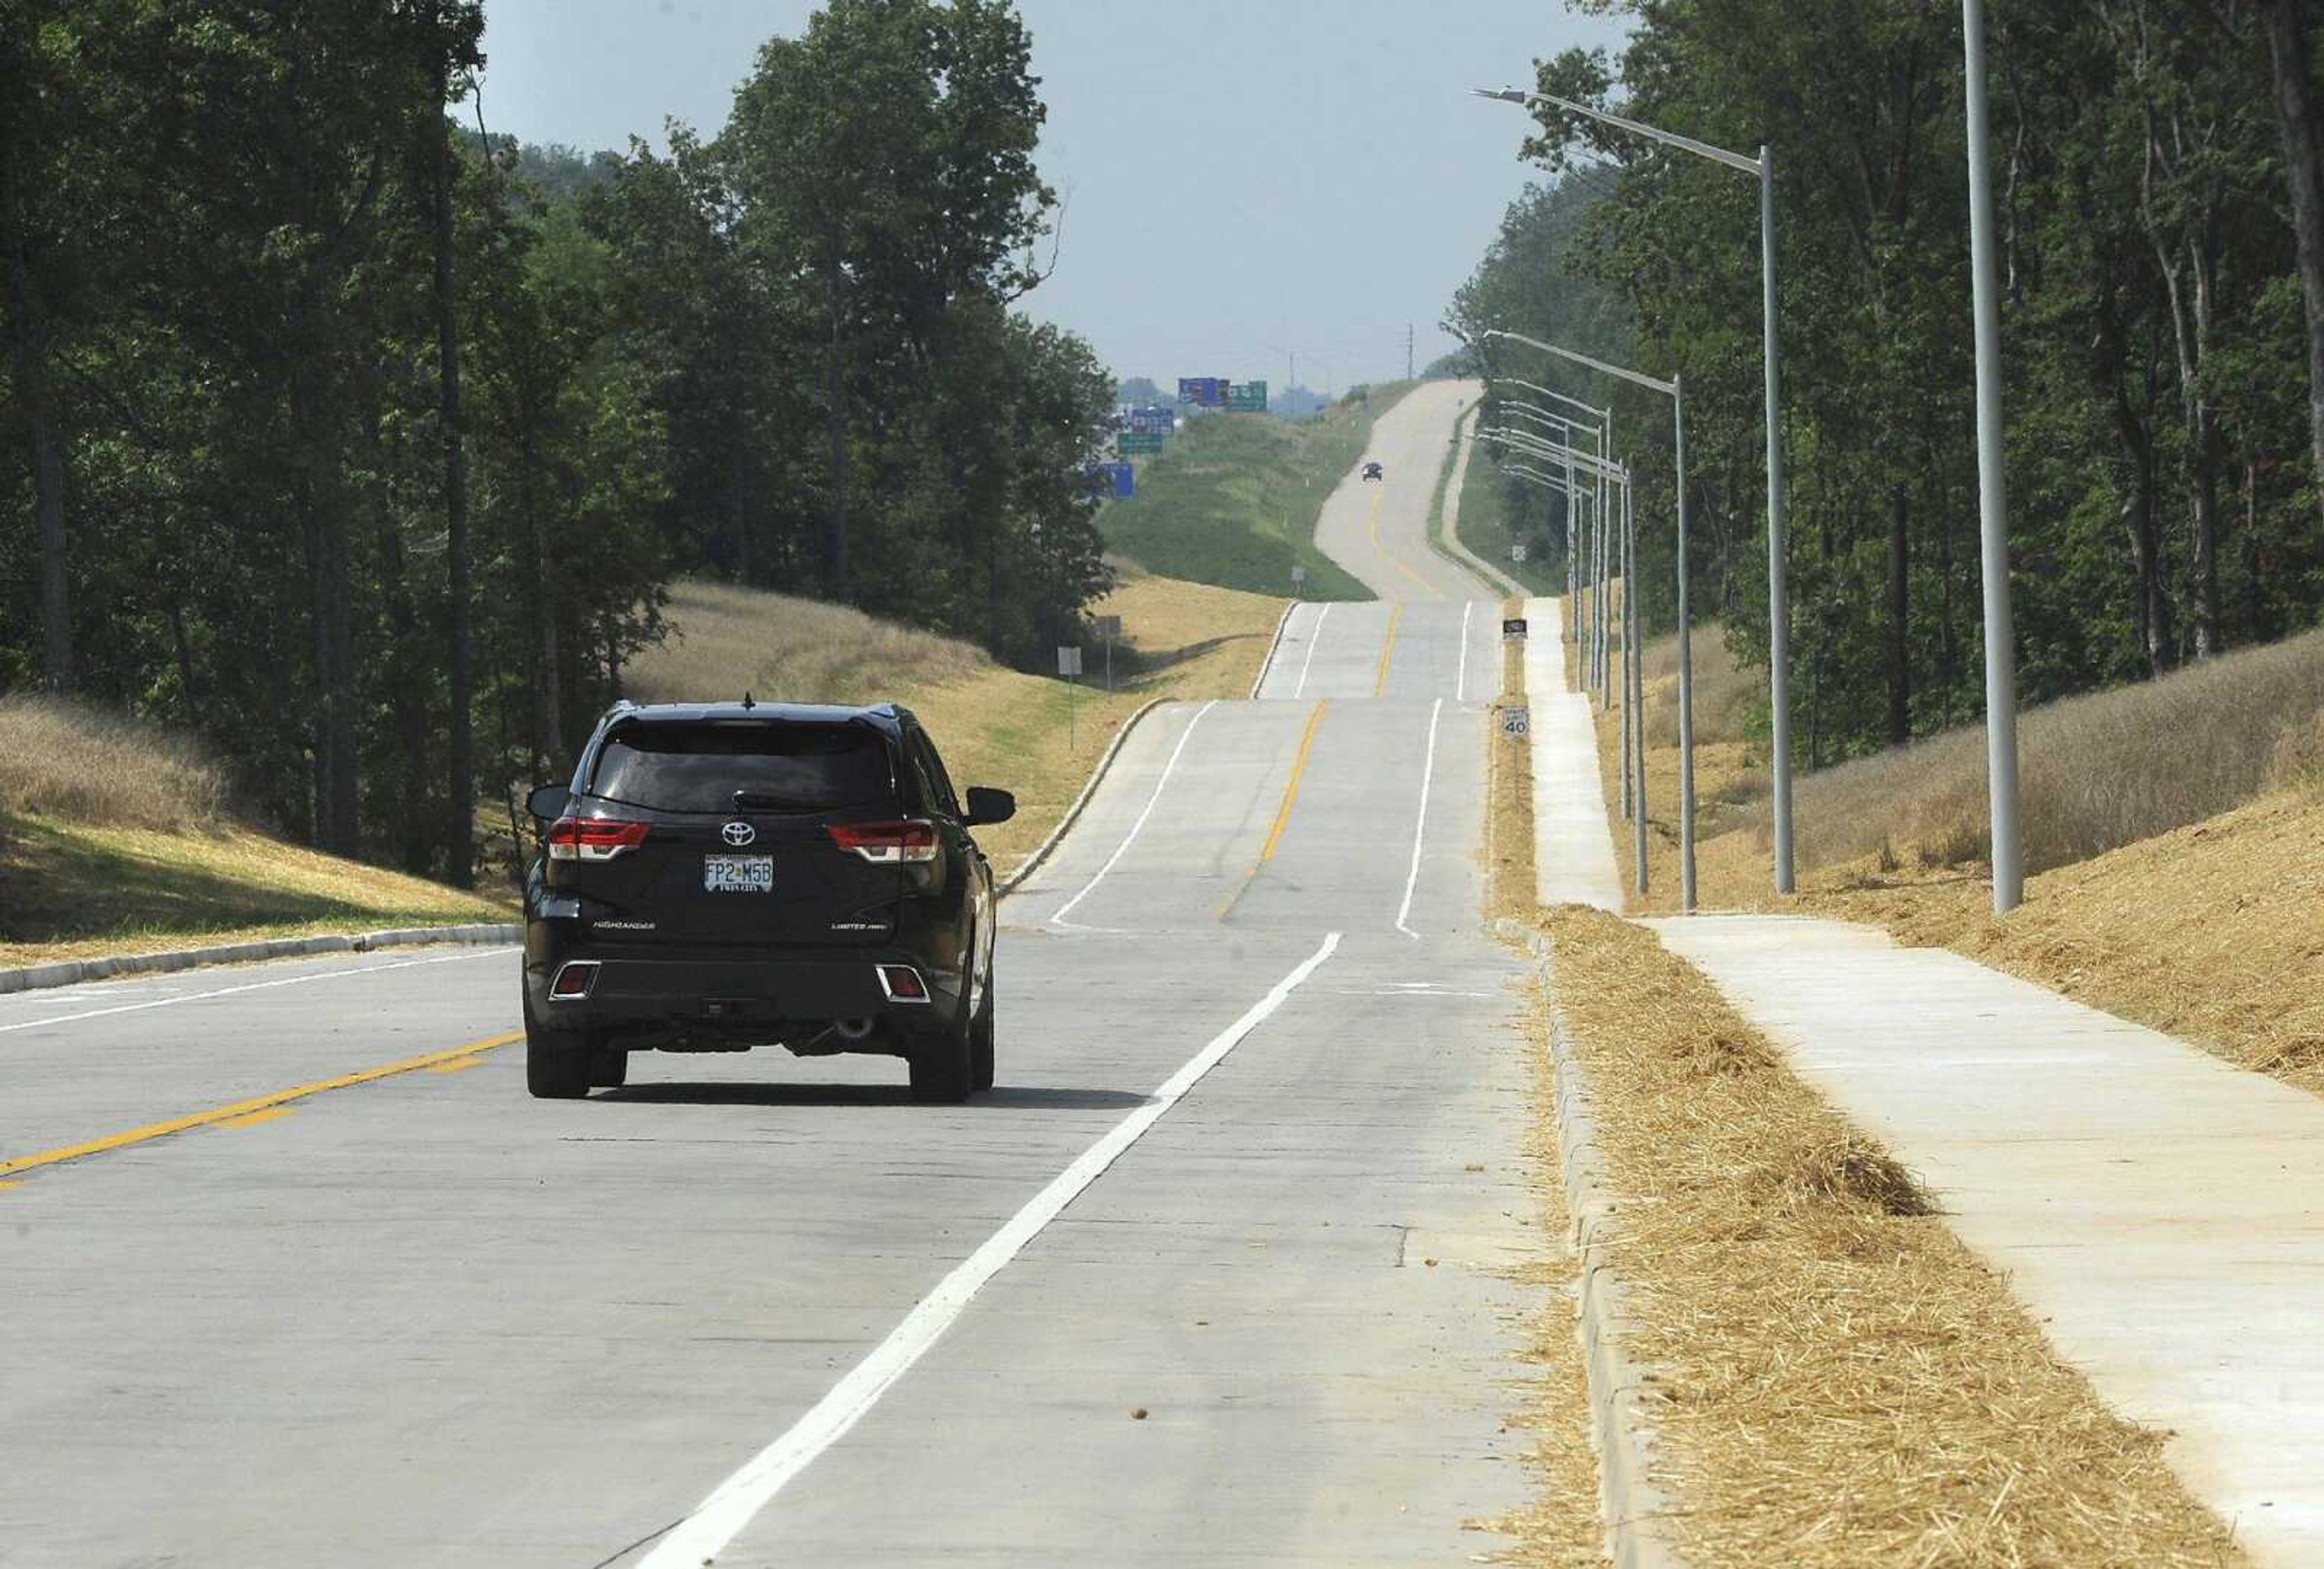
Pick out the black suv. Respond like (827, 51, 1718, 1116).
(520, 700, 1014, 1104)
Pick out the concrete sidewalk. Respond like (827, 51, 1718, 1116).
(1523, 596, 1621, 912)
(1651, 913, 2324, 1565)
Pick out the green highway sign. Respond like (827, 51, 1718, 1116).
(1228, 380, 1269, 412)
(1117, 432, 1164, 455)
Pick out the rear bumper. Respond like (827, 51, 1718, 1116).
(522, 938, 963, 1040)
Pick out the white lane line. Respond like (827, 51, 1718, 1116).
(1291, 603, 1331, 699)
(638, 930, 1344, 1569)
(0, 947, 506, 1037)
(1394, 698, 1445, 941)
(1048, 699, 1217, 930)
(1456, 600, 1473, 703)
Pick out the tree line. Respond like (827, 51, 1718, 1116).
(0, 0, 1112, 883)
(1449, 0, 2324, 768)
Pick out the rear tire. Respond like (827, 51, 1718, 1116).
(970, 975, 996, 1093)
(909, 998, 974, 1105)
(524, 990, 593, 1100)
(589, 1043, 629, 1090)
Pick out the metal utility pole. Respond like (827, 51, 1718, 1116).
(1485, 327, 1696, 909)
(1476, 85, 1792, 898)
(1673, 373, 1696, 912)
(1407, 322, 1414, 381)
(1963, 0, 2024, 912)
(1626, 474, 1647, 893)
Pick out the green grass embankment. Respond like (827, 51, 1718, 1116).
(1098, 382, 1416, 600)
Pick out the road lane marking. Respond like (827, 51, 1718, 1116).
(636, 932, 1344, 1569)
(218, 1108, 291, 1129)
(0, 1029, 522, 1181)
(0, 947, 505, 1037)
(1049, 699, 1218, 930)
(1373, 603, 1402, 697)
(1394, 698, 1445, 941)
(1259, 700, 1327, 863)
(1291, 602, 1331, 699)
(1366, 484, 1442, 600)
(1457, 600, 1473, 702)
(1216, 697, 1330, 920)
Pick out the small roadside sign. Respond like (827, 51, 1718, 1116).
(1057, 646, 1083, 677)
(1502, 617, 1528, 640)
(1501, 705, 1531, 737)
(1291, 565, 1307, 586)
(1116, 432, 1164, 456)
(1511, 543, 1529, 562)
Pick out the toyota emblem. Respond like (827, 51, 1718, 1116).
(721, 821, 757, 847)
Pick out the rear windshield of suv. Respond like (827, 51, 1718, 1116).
(586, 722, 896, 814)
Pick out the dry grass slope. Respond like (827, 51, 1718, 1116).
(1731, 623, 2324, 875)
(0, 692, 228, 828)
(625, 584, 990, 708)
(0, 694, 505, 962)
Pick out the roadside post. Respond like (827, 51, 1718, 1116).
(1291, 564, 1307, 597)
(1058, 645, 1083, 751)
(1094, 615, 1122, 693)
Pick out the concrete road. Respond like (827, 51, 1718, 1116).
(0, 386, 1540, 1565)
(1311, 379, 1483, 602)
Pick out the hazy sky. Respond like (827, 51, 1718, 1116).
(474, 1, 1630, 390)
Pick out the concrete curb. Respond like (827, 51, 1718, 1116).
(0, 923, 521, 998)
(996, 697, 1167, 898)
(1247, 598, 1300, 700)
(1499, 920, 1681, 1568)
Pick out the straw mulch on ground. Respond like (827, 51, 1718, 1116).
(1532, 903, 2240, 1566)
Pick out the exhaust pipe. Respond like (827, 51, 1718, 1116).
(833, 1016, 876, 1041)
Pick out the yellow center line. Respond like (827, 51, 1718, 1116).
(1373, 604, 1403, 697)
(1217, 699, 1329, 919)
(1260, 699, 1329, 862)
(1365, 484, 1445, 600)
(0, 1029, 523, 1183)
(218, 1107, 292, 1129)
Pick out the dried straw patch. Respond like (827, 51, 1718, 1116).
(1489, 968, 1620, 1567)
(1537, 904, 2240, 1566)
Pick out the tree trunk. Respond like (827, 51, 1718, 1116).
(1884, 484, 1911, 745)
(822, 242, 850, 597)
(3, 154, 71, 694)
(434, 86, 474, 886)
(521, 419, 560, 775)
(2261, 0, 2324, 538)
(2187, 228, 2224, 659)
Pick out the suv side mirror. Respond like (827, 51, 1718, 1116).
(963, 786, 1016, 828)
(525, 783, 573, 821)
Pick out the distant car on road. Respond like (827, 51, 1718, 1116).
(1361, 461, 1384, 481)
(520, 700, 1013, 1104)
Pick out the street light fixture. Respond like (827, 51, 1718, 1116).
(1485, 326, 1696, 912)
(1475, 84, 1795, 897)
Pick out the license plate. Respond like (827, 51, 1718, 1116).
(702, 854, 774, 893)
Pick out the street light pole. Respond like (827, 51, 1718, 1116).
(1761, 144, 1794, 892)
(1483, 327, 1696, 910)
(1476, 84, 1791, 898)
(1626, 473, 1647, 890)
(1962, 0, 2024, 912)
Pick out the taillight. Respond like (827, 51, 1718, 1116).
(827, 820, 939, 864)
(547, 817, 650, 862)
